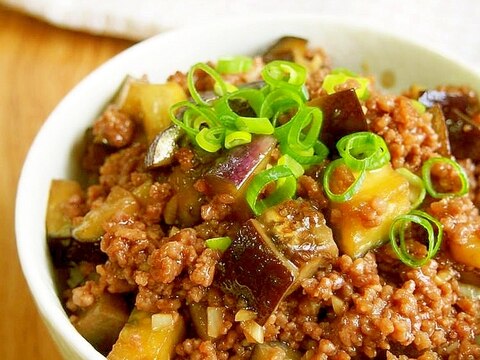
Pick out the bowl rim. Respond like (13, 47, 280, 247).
(15, 13, 480, 360)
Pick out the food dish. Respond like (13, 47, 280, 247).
(15, 16, 480, 360)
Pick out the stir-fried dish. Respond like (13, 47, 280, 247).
(46, 37, 480, 359)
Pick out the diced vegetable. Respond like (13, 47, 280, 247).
(108, 310, 185, 360)
(449, 233, 480, 269)
(46, 179, 83, 238)
(74, 293, 129, 355)
(205, 135, 277, 219)
(309, 89, 368, 151)
(458, 282, 480, 300)
(216, 219, 298, 325)
(263, 36, 308, 63)
(240, 319, 264, 344)
(116, 77, 187, 141)
(167, 167, 204, 227)
(205, 135, 277, 196)
(259, 199, 338, 284)
(418, 89, 480, 161)
(207, 307, 224, 339)
(188, 302, 211, 341)
(145, 125, 183, 169)
(429, 104, 451, 157)
(329, 164, 411, 258)
(72, 186, 138, 242)
(251, 342, 302, 360)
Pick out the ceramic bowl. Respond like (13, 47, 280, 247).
(15, 15, 480, 360)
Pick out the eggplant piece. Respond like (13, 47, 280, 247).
(115, 77, 187, 141)
(329, 164, 411, 258)
(188, 302, 211, 341)
(429, 104, 451, 157)
(259, 199, 338, 284)
(309, 89, 368, 151)
(167, 167, 204, 227)
(145, 125, 183, 169)
(108, 309, 185, 360)
(205, 135, 277, 196)
(263, 36, 308, 63)
(418, 89, 480, 161)
(204, 135, 276, 220)
(251, 342, 302, 360)
(449, 232, 480, 269)
(74, 293, 129, 355)
(216, 219, 298, 325)
(72, 186, 139, 242)
(46, 179, 83, 238)
(49, 238, 107, 268)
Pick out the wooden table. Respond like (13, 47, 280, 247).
(0, 6, 134, 359)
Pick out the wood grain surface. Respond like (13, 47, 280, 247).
(0, 6, 133, 359)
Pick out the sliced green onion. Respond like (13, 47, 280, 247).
(280, 140, 329, 166)
(205, 236, 232, 252)
(389, 210, 443, 267)
(322, 68, 370, 100)
(246, 165, 296, 216)
(396, 168, 426, 209)
(277, 154, 304, 178)
(169, 100, 219, 138)
(235, 117, 274, 135)
(217, 56, 253, 74)
(224, 130, 252, 149)
(214, 81, 238, 95)
(323, 158, 366, 202)
(262, 60, 307, 91)
(259, 88, 304, 122)
(336, 132, 390, 171)
(411, 100, 426, 114)
(421, 157, 469, 198)
(286, 107, 323, 151)
(188, 63, 229, 105)
(195, 127, 224, 152)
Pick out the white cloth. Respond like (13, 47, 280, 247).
(3, 0, 480, 70)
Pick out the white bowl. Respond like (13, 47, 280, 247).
(15, 14, 480, 360)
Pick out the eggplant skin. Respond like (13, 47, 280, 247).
(216, 219, 298, 325)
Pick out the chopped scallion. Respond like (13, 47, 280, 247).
(205, 237, 232, 252)
(246, 165, 296, 215)
(216, 56, 254, 74)
(421, 157, 469, 198)
(389, 210, 443, 267)
(323, 158, 366, 202)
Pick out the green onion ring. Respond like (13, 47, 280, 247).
(216, 56, 253, 74)
(286, 107, 323, 151)
(246, 165, 296, 216)
(336, 132, 390, 171)
(389, 210, 443, 267)
(169, 101, 219, 138)
(224, 130, 252, 149)
(277, 154, 305, 178)
(195, 127, 224, 152)
(235, 117, 274, 135)
(261, 60, 307, 91)
(323, 158, 366, 202)
(396, 168, 426, 209)
(205, 236, 232, 251)
(188, 63, 229, 106)
(421, 157, 469, 198)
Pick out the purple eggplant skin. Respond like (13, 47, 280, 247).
(204, 135, 277, 196)
(309, 89, 368, 151)
(145, 125, 183, 169)
(418, 88, 480, 161)
(216, 219, 298, 325)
